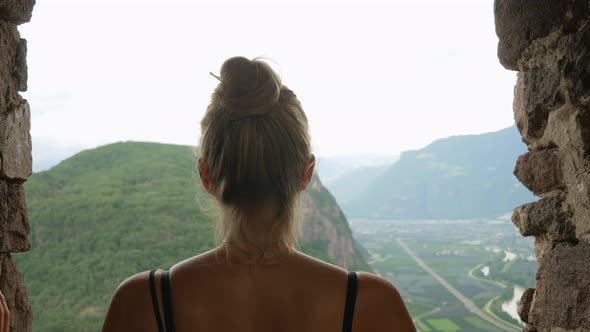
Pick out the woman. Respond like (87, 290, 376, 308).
(101, 56, 416, 331)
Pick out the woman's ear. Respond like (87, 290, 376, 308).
(198, 158, 215, 195)
(300, 154, 316, 191)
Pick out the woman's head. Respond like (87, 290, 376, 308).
(199, 56, 314, 251)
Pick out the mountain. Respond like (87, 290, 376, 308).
(300, 175, 371, 270)
(14, 142, 370, 332)
(316, 154, 398, 183)
(323, 164, 390, 205)
(344, 126, 536, 219)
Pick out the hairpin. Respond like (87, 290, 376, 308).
(209, 72, 222, 82)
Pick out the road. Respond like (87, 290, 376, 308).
(396, 239, 520, 332)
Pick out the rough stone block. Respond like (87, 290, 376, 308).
(494, 0, 589, 70)
(514, 149, 564, 195)
(523, 323, 537, 332)
(0, 100, 32, 182)
(558, 22, 590, 99)
(516, 66, 563, 142)
(561, 25, 590, 156)
(523, 67, 563, 136)
(534, 233, 551, 260)
(512, 193, 576, 243)
(512, 194, 565, 236)
(577, 107, 590, 159)
(0, 253, 31, 332)
(517, 21, 590, 149)
(529, 242, 590, 330)
(0, 20, 22, 112)
(0, 181, 30, 252)
(0, 0, 35, 24)
(14, 38, 27, 92)
(518, 288, 535, 323)
(513, 72, 528, 142)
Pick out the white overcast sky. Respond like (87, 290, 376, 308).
(19, 0, 516, 157)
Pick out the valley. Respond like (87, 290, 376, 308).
(18, 126, 539, 331)
(350, 217, 536, 332)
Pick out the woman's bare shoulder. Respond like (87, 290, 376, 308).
(286, 256, 416, 331)
(354, 272, 417, 332)
(357, 271, 401, 299)
(101, 270, 157, 332)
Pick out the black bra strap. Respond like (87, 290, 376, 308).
(161, 270, 176, 332)
(342, 271, 358, 332)
(149, 269, 164, 332)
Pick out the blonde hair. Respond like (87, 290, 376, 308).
(199, 56, 311, 253)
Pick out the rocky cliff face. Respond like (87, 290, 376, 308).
(495, 1, 590, 331)
(0, 0, 34, 331)
(301, 174, 370, 271)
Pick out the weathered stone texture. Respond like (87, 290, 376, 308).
(0, 0, 34, 24)
(494, 0, 589, 70)
(533, 233, 551, 261)
(0, 1, 35, 330)
(14, 38, 27, 92)
(514, 149, 564, 195)
(0, 20, 24, 112)
(0, 100, 32, 182)
(522, 324, 537, 332)
(515, 67, 564, 142)
(0, 181, 30, 252)
(496, 1, 590, 330)
(518, 23, 590, 146)
(518, 22, 590, 242)
(578, 107, 590, 159)
(512, 194, 575, 243)
(518, 288, 535, 323)
(0, 253, 31, 332)
(529, 243, 590, 330)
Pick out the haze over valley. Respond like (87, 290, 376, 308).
(325, 126, 534, 220)
(21, 125, 536, 331)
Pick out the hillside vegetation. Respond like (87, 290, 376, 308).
(15, 142, 369, 332)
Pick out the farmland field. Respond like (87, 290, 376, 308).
(350, 217, 536, 332)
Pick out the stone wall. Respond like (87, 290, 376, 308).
(495, 1, 590, 331)
(0, 0, 34, 331)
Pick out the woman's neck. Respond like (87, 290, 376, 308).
(217, 197, 296, 264)
(218, 239, 293, 265)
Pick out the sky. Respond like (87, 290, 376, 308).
(19, 0, 516, 157)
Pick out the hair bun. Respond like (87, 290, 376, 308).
(217, 56, 281, 117)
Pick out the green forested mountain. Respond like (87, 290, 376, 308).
(344, 126, 536, 219)
(14, 142, 369, 332)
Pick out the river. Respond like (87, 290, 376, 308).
(480, 265, 490, 277)
(501, 285, 525, 323)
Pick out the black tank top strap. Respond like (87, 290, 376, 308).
(152, 269, 354, 331)
(342, 271, 358, 332)
(161, 270, 177, 332)
(149, 269, 164, 332)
